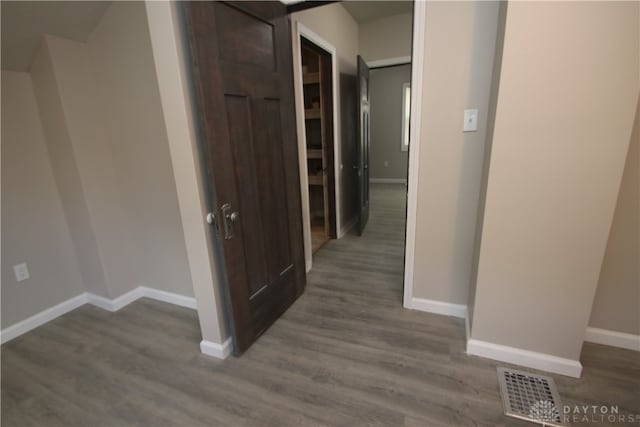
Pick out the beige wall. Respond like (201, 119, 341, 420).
(471, 2, 639, 360)
(369, 64, 410, 180)
(44, 34, 140, 298)
(359, 13, 412, 63)
(1, 71, 85, 326)
(467, 1, 508, 330)
(31, 41, 110, 298)
(292, 4, 359, 75)
(411, 1, 500, 305)
(291, 3, 359, 267)
(3, 1, 200, 330)
(145, 1, 228, 345)
(589, 97, 640, 336)
(88, 1, 193, 297)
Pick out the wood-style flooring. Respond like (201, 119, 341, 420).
(2, 184, 639, 426)
(311, 225, 329, 254)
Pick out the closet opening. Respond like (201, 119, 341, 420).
(300, 37, 337, 254)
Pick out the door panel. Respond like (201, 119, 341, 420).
(185, 1, 305, 355)
(340, 73, 359, 227)
(357, 55, 370, 235)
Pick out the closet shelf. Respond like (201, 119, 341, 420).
(305, 109, 321, 119)
(308, 175, 323, 186)
(303, 72, 320, 84)
(307, 149, 322, 159)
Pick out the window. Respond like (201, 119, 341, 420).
(401, 82, 411, 151)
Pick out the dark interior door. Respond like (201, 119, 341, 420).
(184, 1, 305, 355)
(356, 55, 370, 235)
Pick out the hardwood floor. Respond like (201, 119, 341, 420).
(2, 184, 639, 426)
(311, 225, 329, 254)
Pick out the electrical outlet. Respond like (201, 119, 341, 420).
(13, 263, 30, 282)
(463, 109, 478, 132)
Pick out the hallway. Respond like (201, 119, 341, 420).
(309, 183, 408, 305)
(2, 185, 638, 426)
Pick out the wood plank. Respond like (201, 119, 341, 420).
(305, 108, 321, 119)
(303, 72, 320, 84)
(307, 148, 322, 159)
(2, 185, 638, 426)
(308, 175, 323, 186)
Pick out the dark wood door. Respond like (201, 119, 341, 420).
(184, 1, 305, 355)
(356, 55, 370, 235)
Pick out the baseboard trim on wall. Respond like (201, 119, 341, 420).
(466, 338, 583, 378)
(140, 286, 197, 309)
(1, 286, 207, 347)
(0, 294, 88, 344)
(408, 297, 467, 319)
(338, 216, 358, 239)
(464, 309, 471, 343)
(86, 288, 144, 312)
(584, 327, 640, 351)
(370, 178, 407, 185)
(200, 337, 233, 359)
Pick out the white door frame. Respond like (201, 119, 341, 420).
(367, 56, 412, 69)
(402, 0, 426, 308)
(147, 1, 425, 357)
(292, 21, 341, 272)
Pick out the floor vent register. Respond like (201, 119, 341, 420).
(497, 367, 565, 426)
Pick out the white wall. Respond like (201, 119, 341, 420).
(44, 34, 140, 299)
(3, 2, 202, 334)
(359, 13, 412, 63)
(291, 3, 359, 267)
(292, 4, 359, 75)
(31, 40, 110, 298)
(88, 1, 193, 297)
(471, 1, 639, 364)
(589, 97, 640, 336)
(145, 1, 228, 346)
(410, 1, 500, 305)
(369, 64, 410, 180)
(1, 71, 85, 326)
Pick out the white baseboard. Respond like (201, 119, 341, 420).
(0, 294, 88, 344)
(86, 288, 144, 312)
(466, 338, 583, 378)
(1, 286, 204, 346)
(370, 178, 407, 185)
(200, 337, 233, 359)
(584, 327, 640, 351)
(139, 286, 197, 309)
(408, 297, 467, 319)
(85, 292, 116, 311)
(338, 216, 358, 239)
(465, 309, 471, 343)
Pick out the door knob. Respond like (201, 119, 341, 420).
(221, 203, 239, 240)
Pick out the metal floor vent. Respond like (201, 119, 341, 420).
(497, 367, 565, 426)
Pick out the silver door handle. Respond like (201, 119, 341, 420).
(221, 203, 239, 240)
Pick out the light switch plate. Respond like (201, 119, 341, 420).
(464, 109, 478, 132)
(14, 263, 30, 282)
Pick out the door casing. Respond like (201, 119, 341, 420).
(147, 1, 425, 353)
(292, 22, 342, 272)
